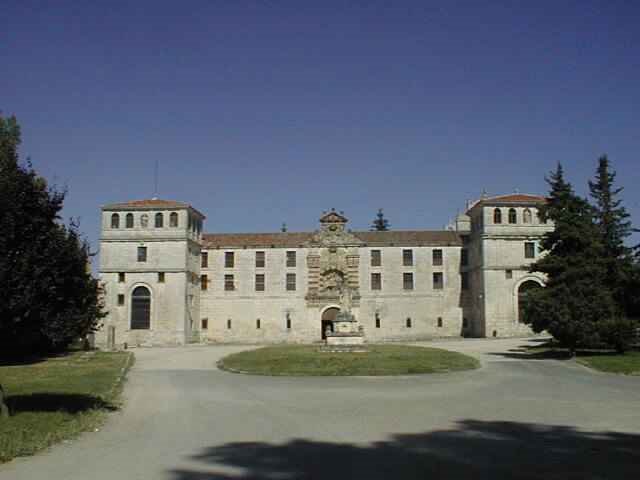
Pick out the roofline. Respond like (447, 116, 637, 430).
(101, 204, 206, 219)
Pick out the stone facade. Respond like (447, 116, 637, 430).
(95, 195, 552, 348)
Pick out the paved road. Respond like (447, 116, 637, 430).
(1, 338, 639, 479)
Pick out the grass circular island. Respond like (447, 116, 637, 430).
(218, 344, 480, 376)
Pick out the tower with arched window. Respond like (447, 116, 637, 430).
(96, 199, 206, 348)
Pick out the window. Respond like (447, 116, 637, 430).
(256, 318, 261, 329)
(402, 249, 413, 266)
(461, 249, 468, 266)
(126, 213, 134, 228)
(224, 274, 235, 291)
(227, 318, 232, 329)
(158, 272, 165, 283)
(403, 272, 414, 290)
(200, 274, 208, 291)
(371, 250, 381, 267)
(286, 313, 291, 329)
(201, 318, 208, 330)
(117, 294, 125, 306)
(155, 212, 163, 228)
(225, 252, 234, 268)
(432, 249, 443, 266)
(406, 317, 412, 328)
(433, 272, 444, 290)
(201, 252, 208, 268)
(375, 313, 381, 328)
(286, 273, 296, 291)
(523, 208, 532, 224)
(371, 273, 382, 290)
(524, 242, 535, 259)
(118, 272, 125, 283)
(137, 246, 147, 262)
(286, 251, 296, 267)
(111, 213, 120, 229)
(169, 212, 178, 227)
(508, 208, 517, 224)
(493, 208, 502, 224)
(437, 317, 443, 328)
(461, 272, 469, 290)
(140, 214, 149, 228)
(255, 251, 265, 268)
(131, 286, 151, 330)
(255, 274, 265, 292)
(506, 269, 513, 279)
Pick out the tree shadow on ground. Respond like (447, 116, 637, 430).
(6, 393, 117, 414)
(169, 419, 639, 480)
(486, 348, 572, 360)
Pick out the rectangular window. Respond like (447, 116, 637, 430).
(201, 252, 208, 268)
(432, 249, 443, 266)
(371, 250, 381, 267)
(137, 246, 147, 262)
(402, 249, 413, 266)
(201, 318, 208, 330)
(256, 318, 261, 329)
(286, 273, 296, 291)
(200, 274, 208, 291)
(524, 242, 536, 259)
(460, 249, 468, 266)
(375, 314, 381, 328)
(227, 318, 232, 329)
(286, 315, 291, 329)
(433, 272, 444, 290)
(158, 272, 165, 283)
(225, 251, 234, 268)
(224, 274, 234, 291)
(461, 272, 469, 290)
(506, 269, 513, 279)
(117, 294, 125, 306)
(286, 251, 296, 267)
(437, 317, 443, 328)
(255, 274, 265, 292)
(403, 272, 414, 290)
(118, 272, 125, 283)
(255, 251, 265, 268)
(371, 273, 382, 290)
(406, 317, 412, 328)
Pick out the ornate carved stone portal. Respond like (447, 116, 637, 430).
(305, 209, 362, 308)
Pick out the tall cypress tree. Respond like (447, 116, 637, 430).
(523, 164, 618, 355)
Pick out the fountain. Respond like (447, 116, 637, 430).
(323, 277, 366, 351)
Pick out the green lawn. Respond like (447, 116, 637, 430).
(576, 351, 640, 375)
(218, 344, 480, 376)
(0, 351, 132, 463)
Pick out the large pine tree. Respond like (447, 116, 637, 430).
(523, 164, 618, 354)
(0, 115, 104, 357)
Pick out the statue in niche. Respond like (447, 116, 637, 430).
(336, 276, 353, 313)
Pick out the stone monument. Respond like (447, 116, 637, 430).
(324, 277, 365, 348)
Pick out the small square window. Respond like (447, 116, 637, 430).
(371, 250, 381, 267)
(255, 274, 265, 292)
(286, 273, 296, 291)
(506, 269, 513, 279)
(201, 274, 208, 291)
(255, 251, 265, 268)
(158, 272, 165, 283)
(403, 249, 413, 266)
(137, 246, 147, 262)
(371, 273, 382, 290)
(117, 294, 125, 306)
(118, 272, 125, 283)
(201, 252, 208, 268)
(286, 251, 297, 267)
(201, 318, 208, 330)
(225, 252, 235, 268)
(224, 274, 235, 291)
(524, 242, 535, 259)
(432, 249, 443, 266)
(433, 272, 444, 290)
(403, 272, 414, 290)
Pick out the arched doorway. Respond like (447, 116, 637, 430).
(518, 280, 542, 323)
(321, 307, 339, 340)
(131, 286, 151, 330)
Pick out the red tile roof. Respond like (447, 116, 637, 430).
(485, 194, 546, 203)
(102, 199, 205, 217)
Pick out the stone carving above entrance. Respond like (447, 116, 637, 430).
(305, 209, 364, 248)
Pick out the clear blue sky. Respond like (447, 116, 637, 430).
(3, 0, 639, 253)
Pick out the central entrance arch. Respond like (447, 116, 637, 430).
(321, 307, 340, 340)
(517, 279, 543, 323)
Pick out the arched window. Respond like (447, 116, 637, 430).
(131, 286, 151, 330)
(170, 212, 178, 228)
(493, 208, 502, 224)
(523, 208, 532, 224)
(125, 213, 134, 228)
(508, 208, 517, 224)
(140, 214, 149, 228)
(518, 280, 542, 323)
(155, 212, 163, 228)
(111, 213, 120, 229)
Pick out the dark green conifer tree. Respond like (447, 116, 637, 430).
(371, 208, 390, 231)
